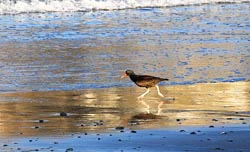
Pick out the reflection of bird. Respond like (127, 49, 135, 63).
(121, 70, 169, 99)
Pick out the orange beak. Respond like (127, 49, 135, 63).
(120, 73, 128, 79)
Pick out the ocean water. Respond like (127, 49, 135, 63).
(0, 1, 249, 92)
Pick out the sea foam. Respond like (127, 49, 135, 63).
(0, 0, 249, 14)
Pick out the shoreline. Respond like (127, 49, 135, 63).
(0, 80, 249, 94)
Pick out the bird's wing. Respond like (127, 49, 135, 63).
(134, 75, 163, 87)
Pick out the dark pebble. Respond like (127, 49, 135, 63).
(239, 118, 244, 120)
(29, 140, 32, 142)
(227, 140, 233, 142)
(190, 132, 196, 135)
(214, 147, 224, 150)
(220, 131, 227, 135)
(60, 112, 68, 117)
(118, 139, 122, 142)
(131, 130, 137, 133)
(3, 144, 8, 147)
(115, 126, 124, 130)
(226, 118, 233, 120)
(34, 126, 40, 129)
(66, 148, 73, 152)
(212, 119, 218, 121)
(84, 133, 88, 135)
(209, 125, 215, 128)
(176, 119, 181, 122)
(39, 120, 44, 123)
(129, 120, 139, 125)
(98, 138, 101, 140)
(242, 122, 247, 124)
(180, 130, 185, 132)
(54, 142, 58, 144)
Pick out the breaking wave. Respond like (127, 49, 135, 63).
(0, 0, 249, 14)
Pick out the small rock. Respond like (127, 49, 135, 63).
(60, 112, 68, 117)
(3, 144, 8, 147)
(220, 131, 227, 135)
(115, 126, 124, 130)
(209, 125, 215, 128)
(66, 148, 73, 152)
(226, 118, 233, 120)
(214, 147, 224, 150)
(129, 120, 139, 125)
(118, 139, 122, 142)
(97, 138, 101, 140)
(180, 130, 185, 132)
(176, 119, 181, 122)
(212, 119, 218, 121)
(39, 120, 44, 123)
(131, 130, 137, 133)
(239, 118, 244, 120)
(190, 132, 196, 135)
(242, 122, 247, 124)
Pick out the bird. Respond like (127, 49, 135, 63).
(120, 70, 169, 99)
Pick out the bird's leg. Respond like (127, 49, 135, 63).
(156, 101, 164, 115)
(138, 99, 150, 113)
(137, 88, 150, 100)
(155, 85, 164, 97)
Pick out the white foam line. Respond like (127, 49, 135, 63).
(0, 0, 249, 14)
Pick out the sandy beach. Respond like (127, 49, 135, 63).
(0, 82, 249, 151)
(0, 1, 250, 152)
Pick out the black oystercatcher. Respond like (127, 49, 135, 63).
(121, 70, 169, 99)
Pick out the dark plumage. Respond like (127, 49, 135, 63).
(121, 70, 169, 99)
(122, 70, 168, 88)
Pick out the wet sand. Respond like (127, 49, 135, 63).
(0, 81, 249, 151)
